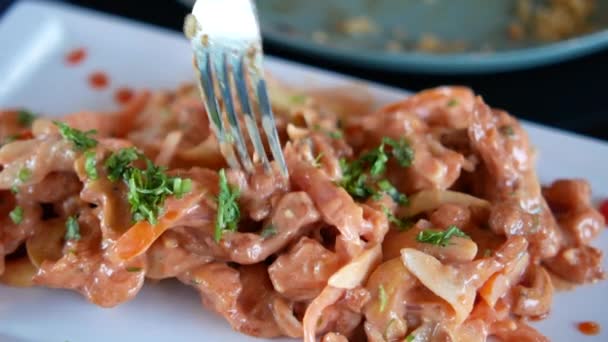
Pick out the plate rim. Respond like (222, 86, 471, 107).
(0, 2, 608, 342)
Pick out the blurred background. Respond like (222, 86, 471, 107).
(1, 0, 607, 141)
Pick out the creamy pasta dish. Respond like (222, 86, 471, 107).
(0, 82, 604, 342)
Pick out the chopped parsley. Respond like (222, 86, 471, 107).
(378, 284, 388, 312)
(377, 179, 408, 205)
(104, 148, 192, 224)
(17, 109, 37, 127)
(214, 169, 240, 242)
(260, 224, 277, 238)
(327, 130, 343, 139)
(312, 152, 324, 168)
(340, 158, 375, 199)
(406, 334, 415, 342)
(84, 150, 98, 180)
(446, 98, 459, 107)
(381, 206, 412, 231)
(18, 167, 32, 183)
(483, 248, 492, 257)
(499, 125, 515, 137)
(339, 137, 412, 203)
(382, 137, 414, 168)
(126, 160, 184, 223)
(172, 177, 193, 199)
(9, 206, 23, 224)
(54, 121, 98, 150)
(289, 94, 307, 105)
(311, 123, 343, 140)
(104, 147, 140, 182)
(65, 216, 81, 241)
(11, 185, 19, 194)
(416, 225, 469, 247)
(126, 266, 143, 272)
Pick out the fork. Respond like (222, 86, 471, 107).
(184, 0, 288, 176)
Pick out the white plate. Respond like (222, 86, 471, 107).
(0, 1, 607, 341)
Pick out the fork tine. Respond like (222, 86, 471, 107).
(256, 78, 288, 176)
(231, 54, 271, 171)
(198, 51, 241, 170)
(214, 52, 254, 173)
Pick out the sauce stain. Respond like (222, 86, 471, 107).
(65, 48, 87, 66)
(577, 321, 600, 336)
(114, 87, 134, 105)
(599, 199, 608, 224)
(88, 72, 109, 90)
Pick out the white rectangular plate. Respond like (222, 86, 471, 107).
(0, 1, 606, 341)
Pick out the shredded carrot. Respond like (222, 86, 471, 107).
(110, 189, 206, 262)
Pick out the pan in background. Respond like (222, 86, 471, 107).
(257, 0, 608, 74)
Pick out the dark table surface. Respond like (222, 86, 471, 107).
(2, 0, 608, 142)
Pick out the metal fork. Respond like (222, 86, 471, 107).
(184, 0, 288, 176)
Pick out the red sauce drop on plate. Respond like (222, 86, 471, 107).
(599, 199, 608, 224)
(65, 48, 87, 66)
(114, 87, 134, 105)
(577, 321, 600, 336)
(88, 71, 109, 90)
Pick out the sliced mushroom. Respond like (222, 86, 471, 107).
(26, 218, 66, 268)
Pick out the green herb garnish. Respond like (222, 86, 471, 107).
(104, 147, 140, 182)
(406, 334, 415, 342)
(54, 121, 98, 150)
(65, 216, 81, 241)
(84, 151, 98, 180)
(377, 179, 408, 205)
(339, 137, 413, 202)
(416, 225, 468, 247)
(446, 99, 459, 107)
(17, 109, 37, 127)
(362, 142, 390, 176)
(378, 284, 388, 312)
(18, 168, 32, 183)
(126, 266, 143, 272)
(214, 169, 240, 242)
(9, 206, 23, 224)
(289, 94, 307, 105)
(381, 206, 412, 231)
(172, 177, 193, 199)
(312, 152, 324, 168)
(104, 148, 192, 224)
(260, 224, 277, 238)
(125, 160, 175, 224)
(382, 137, 414, 167)
(328, 130, 343, 139)
(340, 158, 375, 200)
